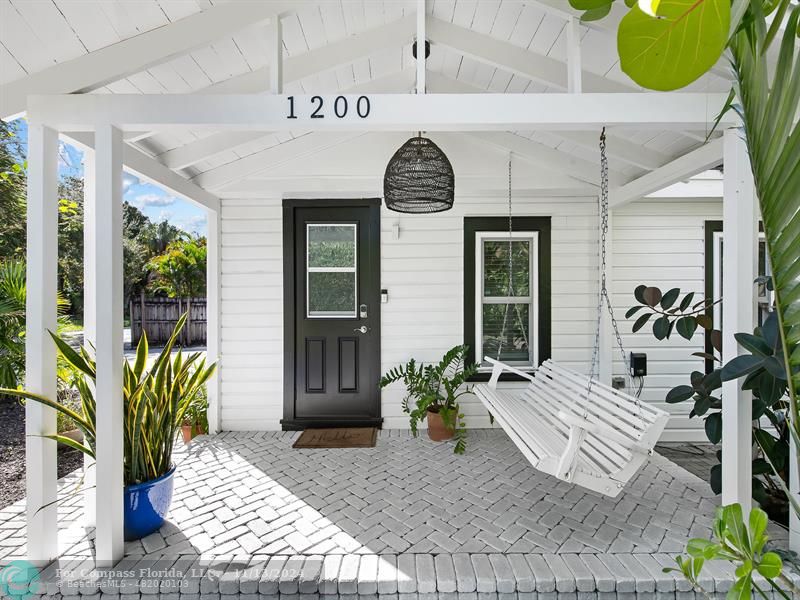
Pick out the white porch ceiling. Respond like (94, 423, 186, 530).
(0, 0, 732, 201)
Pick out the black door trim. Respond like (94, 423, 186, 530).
(281, 198, 382, 430)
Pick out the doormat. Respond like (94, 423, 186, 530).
(292, 427, 377, 449)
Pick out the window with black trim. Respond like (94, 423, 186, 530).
(704, 220, 772, 373)
(464, 217, 551, 380)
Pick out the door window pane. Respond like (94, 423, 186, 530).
(308, 225, 356, 268)
(306, 223, 357, 318)
(308, 272, 356, 316)
(482, 303, 530, 363)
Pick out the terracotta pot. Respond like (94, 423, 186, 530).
(58, 428, 83, 447)
(181, 424, 194, 444)
(426, 410, 455, 442)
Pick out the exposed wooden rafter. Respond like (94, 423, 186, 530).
(426, 17, 633, 93)
(610, 138, 724, 207)
(0, 1, 295, 120)
(153, 70, 416, 171)
(64, 132, 219, 211)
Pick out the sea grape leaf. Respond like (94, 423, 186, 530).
(617, 0, 730, 91)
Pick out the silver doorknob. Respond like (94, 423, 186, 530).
(354, 325, 369, 334)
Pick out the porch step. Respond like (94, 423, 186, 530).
(21, 552, 798, 599)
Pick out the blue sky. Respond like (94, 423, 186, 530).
(11, 119, 208, 236)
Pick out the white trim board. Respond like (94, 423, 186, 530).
(28, 92, 734, 131)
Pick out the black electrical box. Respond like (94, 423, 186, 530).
(630, 352, 647, 377)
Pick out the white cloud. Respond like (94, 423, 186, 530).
(156, 210, 175, 223)
(123, 174, 138, 191)
(131, 193, 177, 208)
(174, 214, 208, 234)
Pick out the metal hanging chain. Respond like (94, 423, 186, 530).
(586, 128, 644, 422)
(496, 156, 515, 359)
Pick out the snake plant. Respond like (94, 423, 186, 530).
(2, 313, 215, 485)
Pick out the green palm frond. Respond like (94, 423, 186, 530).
(729, 4, 800, 427)
(1, 312, 216, 485)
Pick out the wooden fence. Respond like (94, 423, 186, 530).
(130, 295, 207, 346)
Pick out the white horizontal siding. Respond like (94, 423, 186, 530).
(612, 199, 721, 441)
(219, 197, 283, 431)
(218, 195, 722, 440)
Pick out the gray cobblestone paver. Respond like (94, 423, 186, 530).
(1, 430, 793, 597)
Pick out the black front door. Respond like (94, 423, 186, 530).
(282, 199, 381, 429)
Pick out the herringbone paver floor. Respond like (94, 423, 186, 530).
(0, 429, 787, 564)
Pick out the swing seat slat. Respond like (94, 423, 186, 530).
(473, 357, 670, 497)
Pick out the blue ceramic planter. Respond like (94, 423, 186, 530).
(123, 466, 175, 541)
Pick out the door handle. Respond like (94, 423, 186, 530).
(353, 326, 369, 334)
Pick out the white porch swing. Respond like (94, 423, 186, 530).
(473, 130, 669, 498)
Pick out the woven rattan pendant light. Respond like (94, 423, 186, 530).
(383, 134, 455, 213)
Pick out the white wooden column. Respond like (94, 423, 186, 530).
(91, 124, 125, 566)
(206, 207, 221, 434)
(25, 122, 59, 565)
(268, 17, 283, 94)
(721, 127, 757, 512)
(416, 0, 426, 93)
(82, 148, 96, 527)
(566, 17, 582, 94)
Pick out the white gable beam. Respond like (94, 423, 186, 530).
(557, 131, 668, 171)
(268, 18, 283, 94)
(220, 176, 596, 198)
(194, 132, 364, 191)
(0, 2, 295, 120)
(416, 0, 427, 93)
(426, 17, 632, 93)
(64, 132, 219, 211)
(30, 92, 734, 131)
(469, 131, 615, 187)
(566, 17, 582, 94)
(610, 138, 724, 207)
(205, 15, 416, 94)
(426, 73, 665, 171)
(156, 132, 267, 171)
(154, 69, 416, 171)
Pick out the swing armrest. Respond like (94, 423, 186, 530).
(484, 357, 536, 389)
(557, 411, 650, 455)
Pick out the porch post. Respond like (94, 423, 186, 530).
(92, 124, 125, 566)
(82, 148, 96, 527)
(206, 207, 221, 433)
(25, 121, 59, 565)
(721, 127, 757, 512)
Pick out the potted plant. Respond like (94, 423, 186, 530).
(380, 345, 477, 454)
(181, 388, 208, 444)
(1, 313, 215, 540)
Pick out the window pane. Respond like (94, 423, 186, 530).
(308, 225, 356, 268)
(483, 240, 529, 296)
(308, 271, 356, 316)
(482, 303, 530, 363)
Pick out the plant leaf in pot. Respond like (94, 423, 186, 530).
(0, 312, 216, 540)
(380, 345, 476, 453)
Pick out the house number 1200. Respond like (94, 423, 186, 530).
(286, 95, 371, 119)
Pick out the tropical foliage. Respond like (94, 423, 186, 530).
(666, 504, 795, 599)
(584, 0, 800, 594)
(380, 345, 477, 454)
(0, 315, 215, 485)
(0, 260, 70, 391)
(629, 285, 790, 519)
(147, 237, 207, 300)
